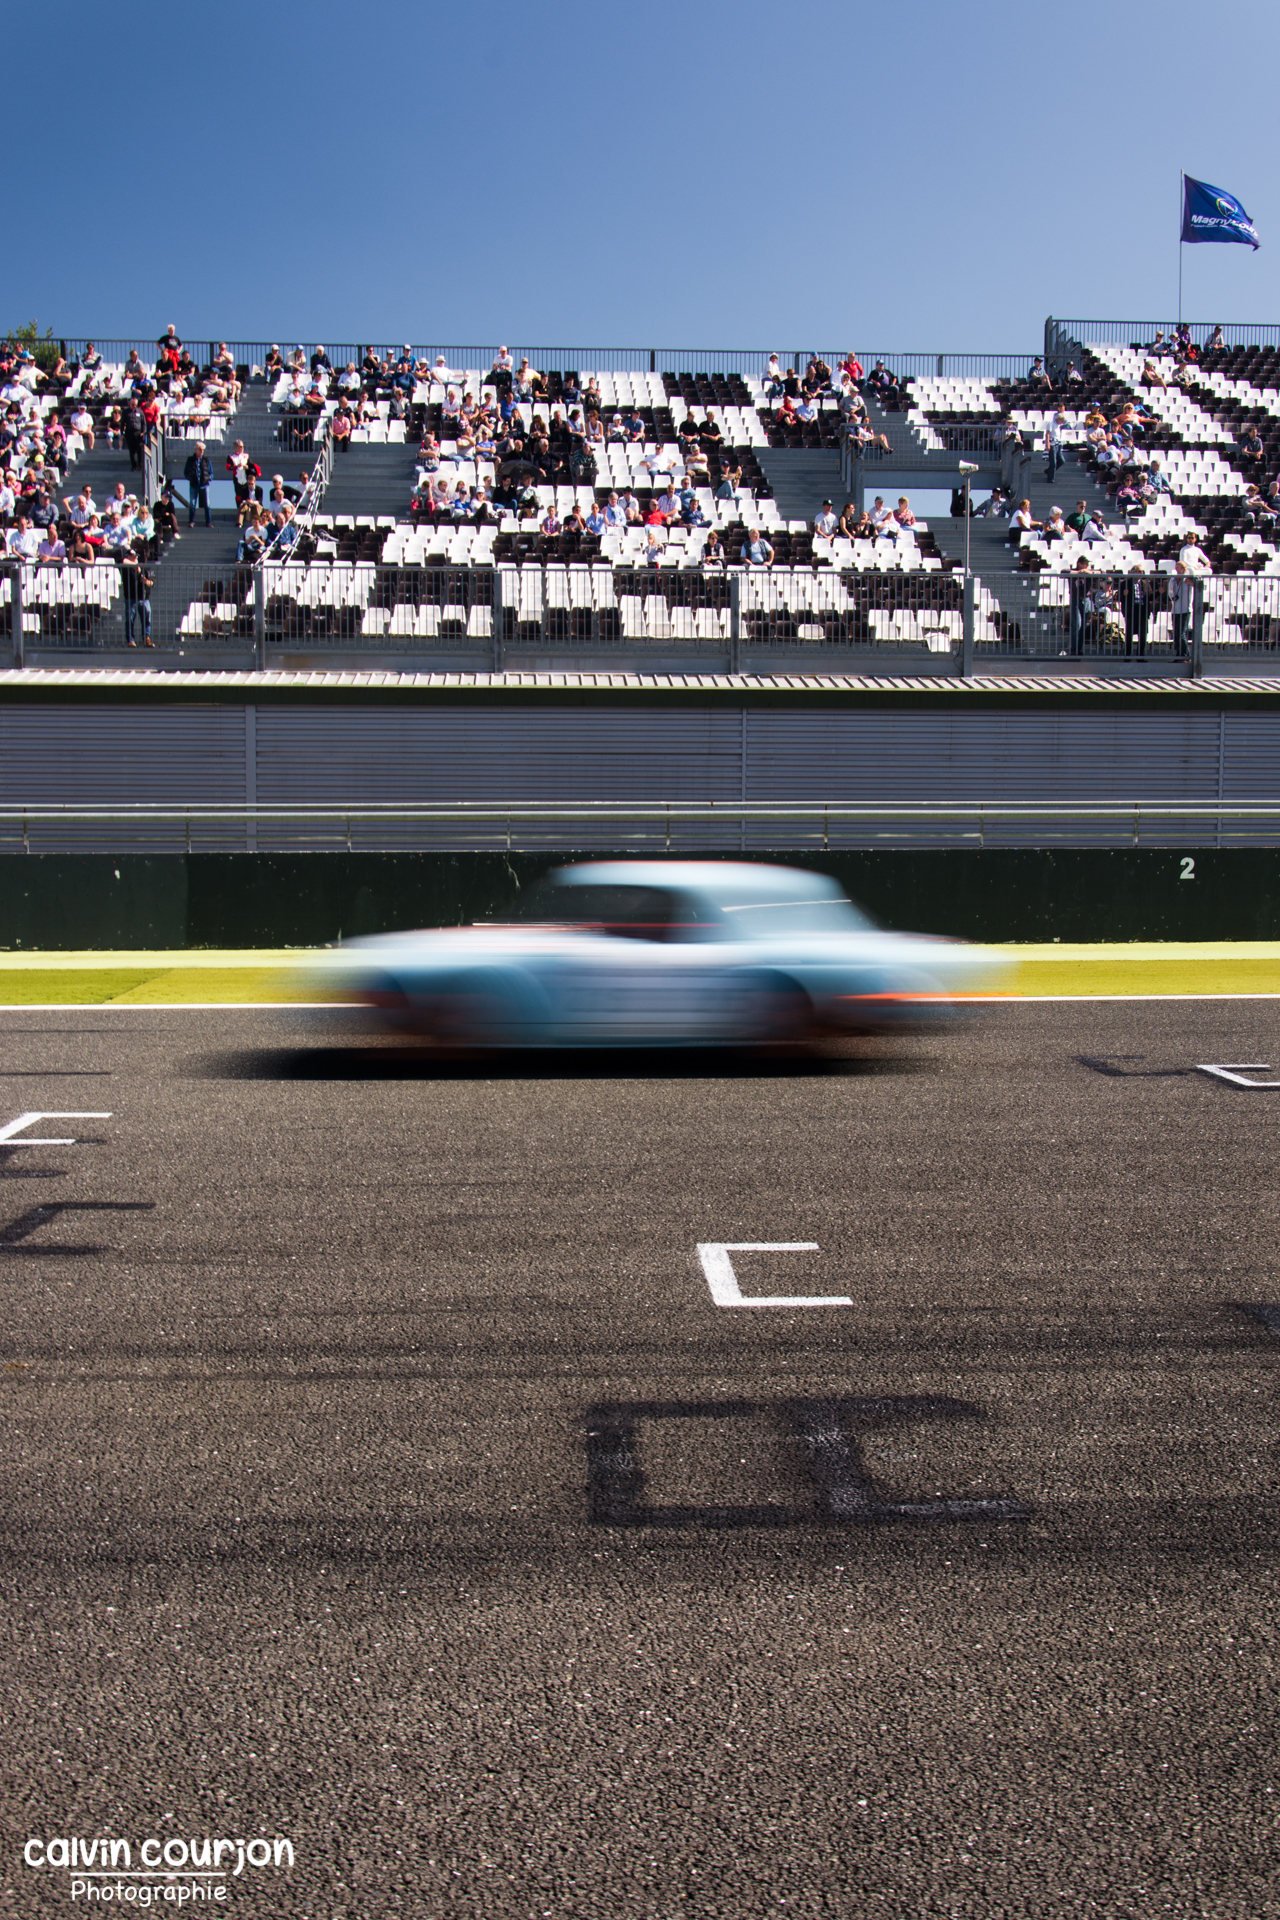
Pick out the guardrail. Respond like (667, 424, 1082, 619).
(8, 563, 1280, 677)
(1048, 317, 1280, 353)
(50, 339, 1037, 384)
(4, 801, 1280, 854)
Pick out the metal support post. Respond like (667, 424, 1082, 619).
(729, 572, 741, 674)
(1190, 577, 1205, 679)
(10, 566, 23, 669)
(253, 567, 266, 670)
(852, 455, 865, 514)
(961, 573, 976, 678)
(492, 571, 505, 673)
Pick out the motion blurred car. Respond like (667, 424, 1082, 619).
(316, 861, 1010, 1047)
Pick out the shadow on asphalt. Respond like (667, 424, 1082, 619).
(185, 1043, 937, 1082)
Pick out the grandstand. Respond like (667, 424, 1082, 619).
(5, 322, 1280, 673)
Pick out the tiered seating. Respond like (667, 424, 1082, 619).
(1080, 346, 1279, 575)
(9, 561, 122, 643)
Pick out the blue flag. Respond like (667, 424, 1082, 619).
(1182, 174, 1259, 249)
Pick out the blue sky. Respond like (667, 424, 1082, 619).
(12, 0, 1279, 355)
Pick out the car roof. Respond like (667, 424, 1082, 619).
(554, 861, 847, 903)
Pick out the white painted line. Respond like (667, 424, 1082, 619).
(0, 1110, 113, 1146)
(1196, 1063, 1280, 1089)
(1015, 993, 1280, 1002)
(697, 1241, 851, 1309)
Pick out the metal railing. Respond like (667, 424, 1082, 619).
(10, 561, 1280, 678)
(52, 339, 1037, 384)
(1048, 317, 1280, 355)
(6, 799, 1280, 855)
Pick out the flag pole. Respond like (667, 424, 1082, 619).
(1178, 172, 1185, 326)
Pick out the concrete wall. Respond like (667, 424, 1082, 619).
(0, 848, 1274, 949)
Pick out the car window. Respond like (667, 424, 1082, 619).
(504, 882, 685, 942)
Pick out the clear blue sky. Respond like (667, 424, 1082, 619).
(13, 0, 1280, 354)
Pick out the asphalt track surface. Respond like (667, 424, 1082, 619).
(2, 1004, 1278, 1919)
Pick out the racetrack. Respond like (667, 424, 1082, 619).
(2, 1003, 1278, 1917)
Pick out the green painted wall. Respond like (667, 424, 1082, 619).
(0, 849, 1274, 948)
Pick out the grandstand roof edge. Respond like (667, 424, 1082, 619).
(1, 670, 1279, 710)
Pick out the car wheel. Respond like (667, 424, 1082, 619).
(729, 971, 814, 1044)
(416, 972, 519, 1048)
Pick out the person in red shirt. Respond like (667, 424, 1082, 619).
(840, 351, 864, 386)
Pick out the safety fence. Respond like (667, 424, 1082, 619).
(6, 800, 1280, 856)
(50, 339, 1035, 385)
(7, 563, 1280, 675)
(973, 572, 1280, 666)
(1048, 318, 1280, 356)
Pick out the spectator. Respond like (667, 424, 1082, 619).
(37, 525, 65, 564)
(837, 501, 861, 538)
(1043, 504, 1068, 541)
(265, 344, 284, 377)
(1067, 556, 1092, 655)
(1239, 424, 1266, 475)
(102, 510, 131, 552)
(1044, 409, 1068, 484)
(837, 375, 866, 421)
(1008, 498, 1041, 547)
(1082, 509, 1110, 544)
(869, 495, 894, 533)
(80, 341, 102, 371)
(227, 440, 262, 517)
(1115, 474, 1143, 519)
(740, 527, 773, 567)
(153, 484, 178, 543)
(1170, 562, 1193, 656)
(119, 548, 154, 645)
(643, 527, 664, 566)
(331, 403, 353, 454)
(764, 353, 785, 399)
(310, 344, 332, 376)
(813, 499, 838, 537)
(840, 350, 865, 387)
(69, 400, 95, 450)
(1179, 533, 1209, 573)
(237, 504, 268, 563)
(1147, 456, 1173, 496)
(7, 515, 39, 558)
(850, 416, 892, 457)
(893, 495, 917, 529)
(1141, 358, 1168, 391)
(124, 398, 146, 472)
(1028, 356, 1052, 390)
(156, 324, 182, 364)
(184, 442, 212, 527)
(701, 528, 725, 568)
(1064, 499, 1092, 537)
(585, 500, 607, 536)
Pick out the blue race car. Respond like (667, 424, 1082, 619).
(316, 860, 1009, 1047)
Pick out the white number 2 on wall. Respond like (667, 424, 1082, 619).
(1180, 857, 1196, 882)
